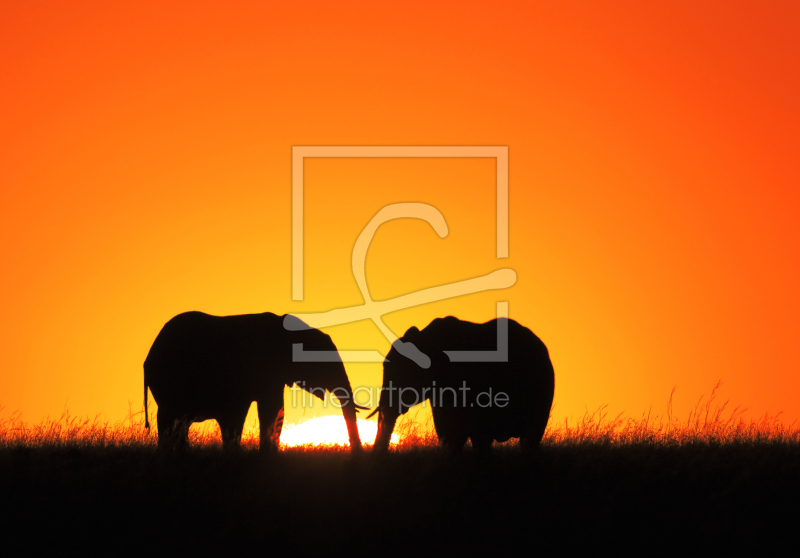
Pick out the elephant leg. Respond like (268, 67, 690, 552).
(520, 434, 544, 456)
(175, 418, 191, 451)
(173, 416, 191, 451)
(520, 414, 549, 454)
(440, 434, 468, 455)
(470, 434, 493, 457)
(157, 411, 191, 452)
(156, 410, 180, 451)
(257, 395, 285, 454)
(218, 406, 250, 451)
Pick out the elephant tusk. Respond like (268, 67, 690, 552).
(365, 408, 380, 419)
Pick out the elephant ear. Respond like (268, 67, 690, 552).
(283, 314, 311, 331)
(402, 326, 420, 341)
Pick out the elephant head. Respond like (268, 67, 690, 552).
(371, 327, 431, 452)
(283, 315, 365, 451)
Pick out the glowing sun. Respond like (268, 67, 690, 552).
(279, 416, 400, 447)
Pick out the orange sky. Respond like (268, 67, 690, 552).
(1, 1, 799, 429)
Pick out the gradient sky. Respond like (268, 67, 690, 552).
(2, 1, 799, 429)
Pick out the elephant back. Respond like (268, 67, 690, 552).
(144, 311, 291, 411)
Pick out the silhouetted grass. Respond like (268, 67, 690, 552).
(541, 382, 799, 447)
(1, 385, 798, 554)
(3, 383, 795, 449)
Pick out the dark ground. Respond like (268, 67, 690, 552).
(1, 443, 799, 555)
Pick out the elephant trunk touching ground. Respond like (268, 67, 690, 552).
(341, 398, 362, 451)
(369, 335, 432, 453)
(289, 355, 364, 452)
(372, 407, 398, 453)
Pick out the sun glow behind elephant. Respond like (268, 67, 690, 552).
(279, 417, 399, 447)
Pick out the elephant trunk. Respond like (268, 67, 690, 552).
(373, 409, 398, 453)
(321, 366, 362, 452)
(340, 397, 363, 452)
(292, 357, 363, 452)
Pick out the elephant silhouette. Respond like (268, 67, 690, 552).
(371, 316, 554, 454)
(144, 311, 363, 452)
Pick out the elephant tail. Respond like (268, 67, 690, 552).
(144, 369, 150, 431)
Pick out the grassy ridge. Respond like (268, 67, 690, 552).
(2, 383, 797, 448)
(1, 387, 799, 554)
